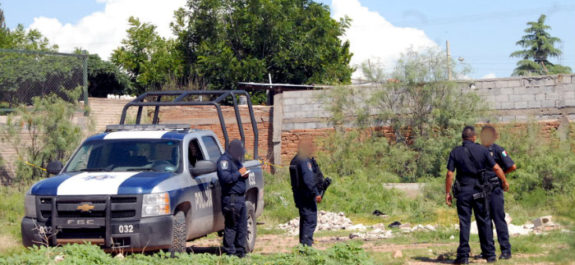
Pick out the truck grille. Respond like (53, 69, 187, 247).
(37, 195, 141, 222)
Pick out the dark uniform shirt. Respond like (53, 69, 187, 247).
(290, 155, 320, 200)
(447, 140, 496, 186)
(486, 144, 514, 171)
(217, 152, 246, 196)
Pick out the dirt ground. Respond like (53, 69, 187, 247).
(188, 234, 553, 265)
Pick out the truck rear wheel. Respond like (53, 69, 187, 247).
(169, 211, 187, 256)
(245, 201, 257, 253)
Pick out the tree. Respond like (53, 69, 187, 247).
(112, 17, 183, 94)
(365, 49, 482, 179)
(510, 14, 571, 76)
(76, 50, 133, 97)
(0, 4, 9, 48)
(171, 0, 353, 89)
(1, 89, 84, 182)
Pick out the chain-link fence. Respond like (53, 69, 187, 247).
(0, 49, 88, 114)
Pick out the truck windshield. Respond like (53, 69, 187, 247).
(65, 139, 181, 173)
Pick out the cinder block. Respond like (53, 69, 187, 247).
(535, 93, 546, 101)
(541, 100, 557, 108)
(507, 80, 522, 87)
(514, 101, 528, 109)
(500, 102, 514, 109)
(293, 123, 306, 130)
(519, 94, 535, 101)
(499, 88, 514, 95)
(528, 101, 541, 108)
(546, 93, 561, 100)
(564, 91, 575, 99)
(494, 95, 509, 102)
(564, 99, 575, 107)
(283, 123, 295, 131)
(513, 87, 529, 94)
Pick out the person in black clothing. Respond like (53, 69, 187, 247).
(475, 125, 517, 260)
(217, 139, 250, 257)
(445, 126, 510, 264)
(289, 137, 323, 246)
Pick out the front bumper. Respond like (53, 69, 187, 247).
(22, 215, 173, 251)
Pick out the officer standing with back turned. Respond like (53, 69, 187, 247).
(445, 126, 510, 264)
(289, 137, 323, 247)
(217, 139, 250, 257)
(477, 125, 516, 260)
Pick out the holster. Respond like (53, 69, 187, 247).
(452, 180, 461, 198)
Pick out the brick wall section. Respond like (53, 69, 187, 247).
(158, 106, 273, 163)
(278, 121, 568, 166)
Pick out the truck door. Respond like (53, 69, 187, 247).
(199, 135, 224, 231)
(187, 138, 216, 238)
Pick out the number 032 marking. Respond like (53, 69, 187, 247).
(118, 224, 134, 233)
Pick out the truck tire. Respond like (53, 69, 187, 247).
(245, 201, 257, 253)
(169, 211, 187, 256)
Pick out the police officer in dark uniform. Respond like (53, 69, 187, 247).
(289, 137, 322, 246)
(217, 139, 250, 257)
(445, 126, 510, 264)
(477, 125, 516, 260)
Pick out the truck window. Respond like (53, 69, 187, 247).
(202, 136, 222, 162)
(188, 139, 204, 167)
(65, 140, 181, 173)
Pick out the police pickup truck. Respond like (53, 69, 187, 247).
(21, 91, 264, 253)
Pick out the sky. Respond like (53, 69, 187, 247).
(1, 0, 574, 79)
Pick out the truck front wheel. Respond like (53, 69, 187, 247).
(169, 211, 187, 256)
(245, 201, 257, 253)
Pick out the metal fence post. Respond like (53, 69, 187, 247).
(82, 50, 89, 116)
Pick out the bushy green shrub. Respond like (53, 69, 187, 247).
(0, 89, 86, 182)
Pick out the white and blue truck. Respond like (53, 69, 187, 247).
(21, 90, 264, 254)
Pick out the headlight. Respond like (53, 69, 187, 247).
(25, 195, 37, 218)
(142, 192, 171, 217)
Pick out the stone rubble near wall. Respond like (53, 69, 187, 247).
(470, 214, 561, 236)
(279, 211, 564, 241)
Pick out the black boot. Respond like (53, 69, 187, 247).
(453, 256, 469, 264)
(486, 256, 497, 263)
(500, 253, 512, 260)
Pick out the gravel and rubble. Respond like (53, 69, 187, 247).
(279, 211, 563, 241)
(470, 215, 561, 236)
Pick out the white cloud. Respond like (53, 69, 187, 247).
(481, 73, 497, 79)
(29, 0, 186, 60)
(331, 0, 437, 77)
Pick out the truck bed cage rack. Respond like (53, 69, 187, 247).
(118, 90, 258, 158)
(106, 124, 191, 132)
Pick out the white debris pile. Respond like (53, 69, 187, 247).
(279, 211, 357, 235)
(471, 215, 561, 236)
(349, 223, 393, 240)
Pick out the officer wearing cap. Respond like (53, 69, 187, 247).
(289, 137, 322, 246)
(217, 139, 249, 257)
(445, 126, 510, 264)
(478, 125, 516, 260)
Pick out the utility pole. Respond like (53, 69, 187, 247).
(446, 40, 453, 81)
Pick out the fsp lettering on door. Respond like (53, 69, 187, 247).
(194, 191, 213, 210)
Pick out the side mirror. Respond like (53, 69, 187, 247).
(46, 161, 63, 175)
(191, 160, 217, 176)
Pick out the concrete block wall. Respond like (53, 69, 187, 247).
(275, 74, 575, 164)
